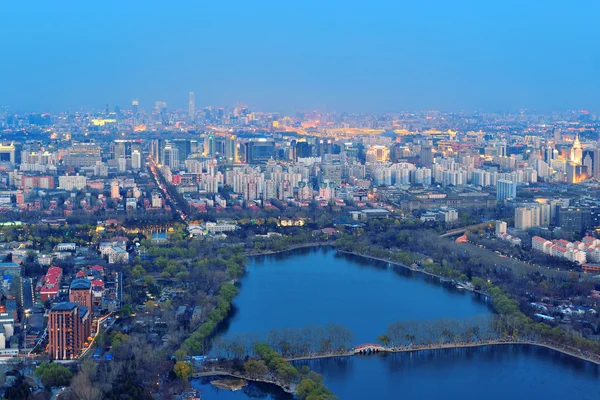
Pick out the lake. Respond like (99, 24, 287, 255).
(195, 247, 600, 399)
(219, 247, 491, 344)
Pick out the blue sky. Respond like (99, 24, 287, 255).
(0, 0, 599, 113)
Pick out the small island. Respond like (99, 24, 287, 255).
(211, 378, 247, 391)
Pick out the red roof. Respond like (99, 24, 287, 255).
(76, 271, 86, 278)
(91, 279, 104, 288)
(91, 265, 104, 272)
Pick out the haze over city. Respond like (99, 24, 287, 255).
(1, 0, 600, 113)
(2, 2, 600, 400)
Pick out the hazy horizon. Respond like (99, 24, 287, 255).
(1, 0, 599, 113)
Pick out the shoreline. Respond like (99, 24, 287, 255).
(336, 249, 491, 298)
(285, 340, 600, 366)
(193, 341, 599, 396)
(191, 370, 294, 394)
(244, 242, 330, 257)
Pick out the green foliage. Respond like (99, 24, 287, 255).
(377, 334, 390, 346)
(244, 359, 268, 378)
(120, 304, 134, 317)
(35, 362, 73, 388)
(173, 361, 193, 380)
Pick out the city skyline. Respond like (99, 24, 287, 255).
(1, 1, 599, 113)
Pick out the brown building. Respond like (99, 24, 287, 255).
(48, 302, 83, 360)
(69, 279, 92, 343)
(69, 279, 92, 310)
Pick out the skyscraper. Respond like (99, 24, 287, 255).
(132, 149, 142, 169)
(420, 144, 433, 166)
(188, 92, 195, 122)
(226, 135, 238, 163)
(594, 148, 600, 180)
(132, 99, 139, 118)
(570, 133, 582, 165)
(497, 179, 516, 201)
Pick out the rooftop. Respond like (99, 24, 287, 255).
(51, 302, 77, 312)
(70, 279, 91, 290)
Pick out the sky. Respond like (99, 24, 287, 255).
(0, 0, 599, 114)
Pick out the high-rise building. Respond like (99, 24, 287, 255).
(245, 140, 275, 164)
(111, 181, 120, 199)
(132, 99, 139, 117)
(420, 145, 433, 166)
(544, 146, 555, 165)
(161, 144, 179, 170)
(48, 302, 89, 360)
(203, 134, 217, 157)
(132, 150, 141, 169)
(225, 135, 238, 163)
(59, 175, 87, 191)
(118, 157, 127, 173)
(496, 179, 516, 200)
(0, 143, 16, 164)
(188, 92, 195, 122)
(553, 125, 561, 143)
(69, 279, 91, 305)
(583, 154, 593, 177)
(495, 220, 507, 235)
(566, 162, 577, 184)
(594, 148, 600, 180)
(570, 133, 582, 165)
(173, 139, 191, 163)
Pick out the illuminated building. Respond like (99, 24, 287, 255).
(48, 302, 89, 360)
(0, 143, 17, 164)
(366, 145, 390, 163)
(226, 135, 238, 163)
(570, 133, 582, 165)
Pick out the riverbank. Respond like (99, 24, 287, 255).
(286, 340, 600, 366)
(336, 249, 490, 298)
(192, 370, 295, 394)
(244, 242, 330, 257)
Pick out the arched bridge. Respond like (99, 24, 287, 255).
(353, 344, 386, 354)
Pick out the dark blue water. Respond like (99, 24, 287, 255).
(298, 345, 600, 400)
(197, 247, 600, 399)
(193, 345, 600, 399)
(191, 376, 291, 400)
(220, 247, 491, 343)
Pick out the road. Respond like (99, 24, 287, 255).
(440, 222, 491, 238)
(147, 159, 188, 223)
(22, 278, 34, 312)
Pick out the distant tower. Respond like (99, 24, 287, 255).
(570, 133, 582, 165)
(132, 99, 139, 118)
(553, 125, 561, 143)
(594, 148, 600, 180)
(188, 92, 195, 123)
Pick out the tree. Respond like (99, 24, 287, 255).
(244, 360, 268, 378)
(173, 361, 192, 380)
(35, 362, 73, 388)
(377, 334, 390, 346)
(120, 304, 134, 318)
(70, 370, 103, 400)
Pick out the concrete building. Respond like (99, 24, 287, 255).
(497, 179, 517, 201)
(59, 175, 87, 191)
(495, 220, 507, 235)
